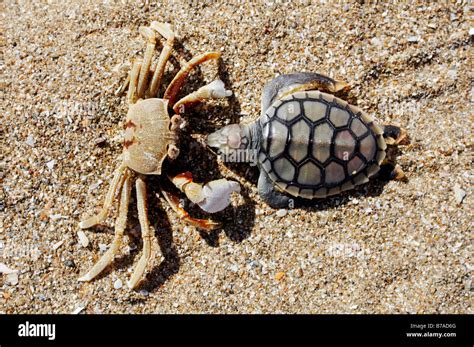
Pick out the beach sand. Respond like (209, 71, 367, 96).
(1, 0, 472, 313)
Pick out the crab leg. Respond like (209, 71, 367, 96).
(169, 172, 240, 214)
(160, 187, 222, 231)
(78, 172, 132, 282)
(79, 164, 127, 229)
(115, 73, 130, 96)
(137, 26, 157, 99)
(148, 22, 175, 97)
(163, 51, 221, 106)
(127, 59, 142, 105)
(128, 176, 153, 289)
(172, 79, 232, 114)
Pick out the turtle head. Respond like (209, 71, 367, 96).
(207, 124, 248, 152)
(207, 124, 258, 166)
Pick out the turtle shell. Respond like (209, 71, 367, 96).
(258, 91, 387, 199)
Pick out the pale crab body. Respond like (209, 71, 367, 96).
(123, 98, 176, 175)
(78, 22, 239, 290)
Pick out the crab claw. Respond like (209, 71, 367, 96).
(198, 179, 241, 213)
(160, 189, 222, 231)
(173, 80, 232, 114)
(205, 79, 233, 98)
(170, 173, 240, 213)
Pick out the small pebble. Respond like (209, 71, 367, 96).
(6, 272, 19, 286)
(94, 137, 107, 146)
(31, 248, 41, 261)
(46, 159, 56, 170)
(248, 259, 261, 268)
(276, 209, 287, 217)
(64, 259, 75, 268)
(453, 184, 466, 204)
(470, 28, 474, 36)
(25, 135, 35, 147)
(88, 180, 103, 191)
(407, 36, 419, 43)
(99, 243, 108, 252)
(370, 37, 381, 47)
(451, 242, 462, 253)
(77, 230, 89, 248)
(139, 290, 149, 296)
(126, 243, 137, 252)
(72, 304, 86, 314)
(114, 279, 123, 290)
(49, 214, 65, 221)
(0, 263, 17, 274)
(447, 69, 457, 80)
(275, 272, 285, 281)
(52, 240, 64, 250)
(255, 209, 264, 216)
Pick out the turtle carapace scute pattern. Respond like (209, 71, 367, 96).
(259, 90, 386, 199)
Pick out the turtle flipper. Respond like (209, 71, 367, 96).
(378, 124, 409, 181)
(382, 125, 408, 146)
(257, 171, 292, 209)
(378, 161, 407, 181)
(261, 72, 350, 115)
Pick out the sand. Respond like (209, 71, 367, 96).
(1, 1, 472, 313)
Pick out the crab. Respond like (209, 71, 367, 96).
(78, 22, 239, 289)
(208, 72, 408, 208)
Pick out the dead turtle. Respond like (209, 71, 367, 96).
(207, 72, 407, 208)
